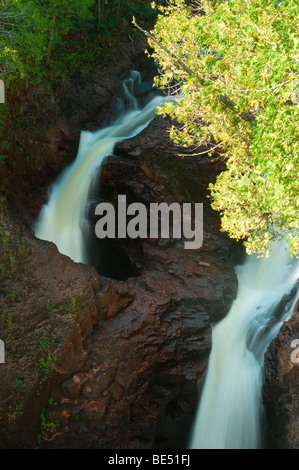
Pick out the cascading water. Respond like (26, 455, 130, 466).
(35, 71, 168, 264)
(190, 241, 299, 449)
(34, 67, 298, 450)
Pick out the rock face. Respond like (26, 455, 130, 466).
(1, 37, 153, 224)
(0, 40, 242, 449)
(0, 232, 101, 449)
(263, 298, 299, 449)
(0, 129, 240, 448)
(35, 126, 240, 449)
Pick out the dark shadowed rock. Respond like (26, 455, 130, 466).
(31, 105, 241, 450)
(263, 297, 299, 449)
(0, 37, 243, 450)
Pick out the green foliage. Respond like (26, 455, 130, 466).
(0, 1, 97, 159)
(8, 400, 23, 416)
(46, 301, 56, 316)
(149, 0, 299, 256)
(9, 290, 17, 301)
(0, 1, 156, 160)
(0, 0, 95, 86)
(0, 208, 28, 276)
(14, 374, 27, 393)
(46, 295, 88, 320)
(38, 326, 54, 377)
(98, 0, 157, 34)
(40, 409, 59, 429)
(6, 312, 15, 328)
(0, 312, 15, 328)
(0, 104, 9, 160)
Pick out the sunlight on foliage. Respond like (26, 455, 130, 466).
(149, 0, 299, 257)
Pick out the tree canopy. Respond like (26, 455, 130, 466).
(0, 0, 156, 87)
(147, 0, 299, 257)
(0, 0, 95, 86)
(0, 0, 156, 160)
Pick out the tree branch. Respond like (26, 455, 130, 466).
(132, 17, 256, 124)
(132, 16, 199, 81)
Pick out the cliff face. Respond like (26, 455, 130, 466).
(2, 34, 298, 450)
(0, 105, 241, 449)
(0, 38, 243, 448)
(263, 304, 299, 449)
(36, 117, 241, 450)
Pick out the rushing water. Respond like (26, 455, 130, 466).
(35, 69, 299, 450)
(190, 241, 299, 449)
(35, 71, 168, 263)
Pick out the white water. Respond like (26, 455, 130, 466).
(191, 242, 299, 449)
(35, 71, 168, 263)
(35, 69, 299, 450)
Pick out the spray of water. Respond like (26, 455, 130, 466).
(190, 241, 299, 449)
(35, 71, 169, 263)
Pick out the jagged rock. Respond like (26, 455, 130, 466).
(0, 37, 243, 450)
(0, 232, 101, 448)
(61, 373, 88, 400)
(0, 110, 241, 448)
(32, 106, 241, 450)
(263, 300, 299, 449)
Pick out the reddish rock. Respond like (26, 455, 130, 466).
(263, 299, 299, 449)
(31, 112, 241, 450)
(0, 114, 241, 450)
(61, 373, 88, 400)
(0, 37, 243, 450)
(0, 223, 101, 448)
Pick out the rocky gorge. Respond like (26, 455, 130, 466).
(0, 36, 298, 450)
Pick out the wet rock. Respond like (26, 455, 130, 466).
(0, 37, 242, 450)
(33, 110, 241, 450)
(263, 297, 299, 449)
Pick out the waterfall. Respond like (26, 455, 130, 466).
(35, 71, 168, 263)
(190, 241, 299, 449)
(35, 67, 299, 449)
